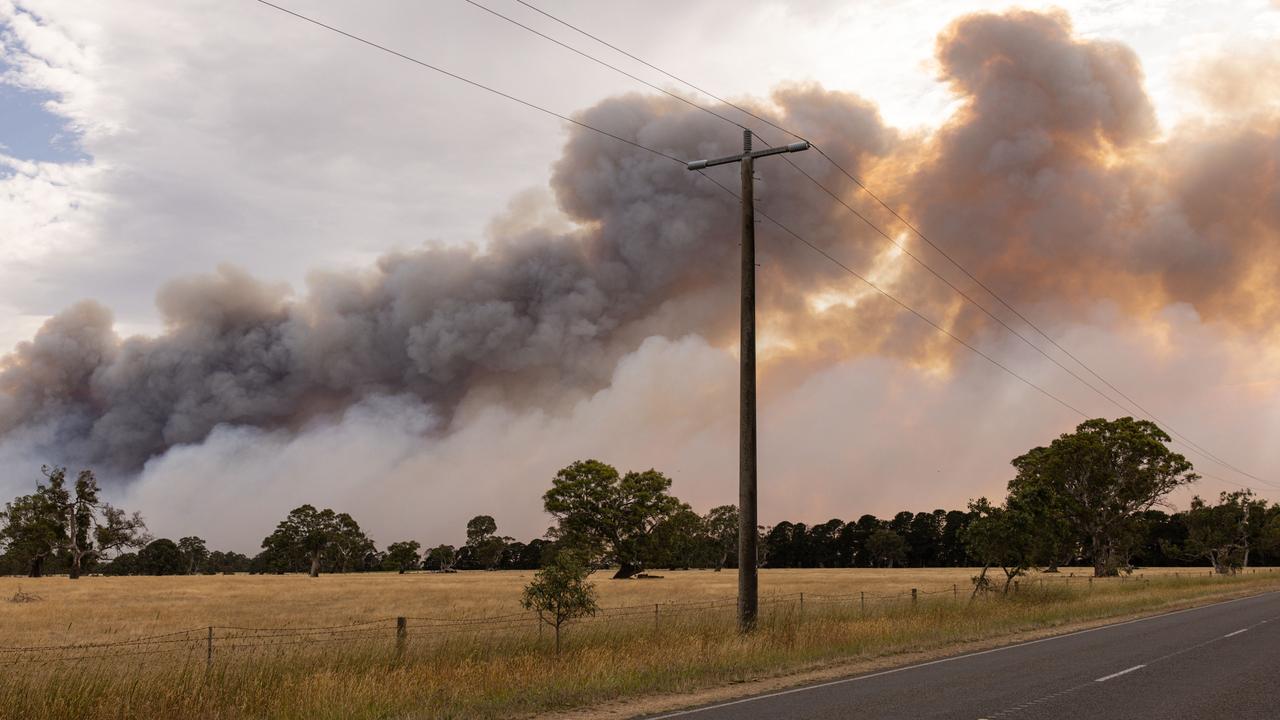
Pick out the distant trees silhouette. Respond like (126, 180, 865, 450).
(4, 419, 1280, 578)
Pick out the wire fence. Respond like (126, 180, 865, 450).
(3, 567, 1272, 667)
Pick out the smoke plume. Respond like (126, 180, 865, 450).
(2, 8, 1278, 499)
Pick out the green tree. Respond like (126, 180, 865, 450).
(99, 552, 140, 576)
(865, 528, 908, 568)
(384, 541, 422, 574)
(938, 510, 973, 566)
(325, 513, 375, 573)
(1008, 418, 1198, 576)
(262, 505, 341, 577)
(905, 511, 945, 567)
(543, 459, 683, 579)
(1183, 490, 1263, 574)
(520, 550, 599, 654)
(177, 536, 209, 575)
(137, 538, 185, 575)
(465, 515, 497, 546)
(0, 490, 62, 577)
(2, 467, 148, 579)
(962, 498, 1035, 595)
(206, 550, 251, 574)
(426, 544, 457, 572)
(647, 505, 705, 570)
(702, 505, 738, 571)
(464, 515, 508, 570)
(1005, 481, 1076, 572)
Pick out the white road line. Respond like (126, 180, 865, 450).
(1223, 628, 1249, 637)
(1094, 664, 1146, 682)
(643, 590, 1277, 719)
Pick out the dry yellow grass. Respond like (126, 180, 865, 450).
(1, 567, 1277, 720)
(0, 566, 1230, 645)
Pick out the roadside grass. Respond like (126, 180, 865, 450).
(1, 569, 1276, 719)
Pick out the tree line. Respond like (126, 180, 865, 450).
(4, 418, 1279, 579)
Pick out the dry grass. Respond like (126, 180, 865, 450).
(0, 567, 1276, 720)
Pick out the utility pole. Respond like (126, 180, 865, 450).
(687, 130, 809, 632)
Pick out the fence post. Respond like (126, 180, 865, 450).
(911, 588, 917, 606)
(654, 603, 659, 631)
(396, 617, 407, 657)
(206, 626, 213, 671)
(799, 592, 804, 619)
(860, 591, 865, 615)
(953, 583, 958, 601)
(1088, 577, 1092, 590)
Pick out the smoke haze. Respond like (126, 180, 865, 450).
(2, 8, 1279, 549)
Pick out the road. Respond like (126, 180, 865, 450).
(643, 591, 1280, 719)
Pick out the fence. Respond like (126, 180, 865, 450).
(3, 568, 1272, 667)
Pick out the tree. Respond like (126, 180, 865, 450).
(326, 513, 375, 573)
(963, 498, 1035, 595)
(262, 505, 342, 577)
(847, 515, 884, 567)
(520, 550, 598, 654)
(809, 518, 845, 568)
(865, 528, 908, 568)
(0, 490, 62, 577)
(938, 510, 973, 566)
(177, 536, 209, 575)
(1008, 418, 1198, 576)
(463, 515, 508, 571)
(426, 544, 457, 572)
(1184, 491, 1264, 574)
(466, 515, 497, 546)
(647, 505, 705, 570)
(543, 459, 683, 579)
(703, 505, 738, 571)
(1005, 482, 1076, 571)
(1, 467, 147, 579)
(99, 552, 140, 576)
(137, 538, 185, 575)
(384, 541, 422, 574)
(206, 550, 251, 574)
(905, 511, 945, 567)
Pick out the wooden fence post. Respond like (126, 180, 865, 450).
(396, 617, 407, 657)
(860, 591, 865, 615)
(654, 603, 659, 630)
(911, 588, 917, 606)
(953, 583, 958, 601)
(206, 626, 213, 671)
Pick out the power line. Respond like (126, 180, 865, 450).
(460, 0, 749, 132)
(256, 0, 1088, 418)
(693, 170, 1090, 420)
(255, 1, 1274, 493)
(467, 1, 1118, 416)
(506, 0, 1275, 489)
(253, 1, 685, 167)
(514, 0, 804, 143)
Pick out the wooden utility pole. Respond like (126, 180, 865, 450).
(687, 130, 809, 632)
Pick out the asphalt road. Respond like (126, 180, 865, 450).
(642, 590, 1280, 719)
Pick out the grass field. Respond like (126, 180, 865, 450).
(2, 567, 1277, 719)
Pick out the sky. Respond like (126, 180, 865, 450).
(1, 0, 1279, 552)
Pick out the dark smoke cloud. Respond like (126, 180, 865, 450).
(2, 9, 1278, 475)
